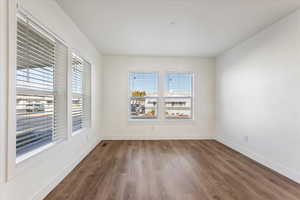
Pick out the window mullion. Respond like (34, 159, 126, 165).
(158, 71, 164, 120)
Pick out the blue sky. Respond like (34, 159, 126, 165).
(130, 72, 192, 95)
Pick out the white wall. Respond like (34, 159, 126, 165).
(103, 56, 216, 140)
(216, 9, 300, 183)
(0, 0, 103, 199)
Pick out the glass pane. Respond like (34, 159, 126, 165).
(129, 72, 158, 97)
(130, 98, 158, 119)
(165, 73, 192, 97)
(72, 96, 83, 132)
(16, 17, 56, 156)
(72, 53, 84, 132)
(16, 67, 54, 92)
(16, 94, 54, 156)
(165, 98, 192, 119)
(72, 54, 83, 94)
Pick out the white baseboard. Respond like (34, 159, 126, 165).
(31, 138, 102, 200)
(102, 135, 214, 140)
(216, 136, 300, 184)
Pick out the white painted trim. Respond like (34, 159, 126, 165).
(127, 71, 160, 121)
(163, 71, 195, 120)
(216, 136, 300, 184)
(7, 1, 99, 181)
(31, 139, 102, 200)
(6, 0, 17, 181)
(89, 61, 96, 140)
(102, 135, 214, 140)
(0, 0, 8, 185)
(17, 5, 68, 47)
(127, 71, 196, 121)
(67, 48, 73, 140)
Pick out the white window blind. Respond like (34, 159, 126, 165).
(72, 53, 91, 133)
(16, 13, 68, 156)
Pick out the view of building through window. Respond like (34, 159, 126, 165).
(129, 72, 193, 120)
(164, 73, 193, 119)
(16, 13, 68, 157)
(129, 72, 158, 119)
(16, 17, 57, 156)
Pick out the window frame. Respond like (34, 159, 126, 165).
(15, 11, 69, 158)
(7, 5, 70, 180)
(15, 16, 58, 157)
(7, 2, 94, 181)
(71, 51, 92, 136)
(128, 71, 160, 121)
(163, 72, 194, 120)
(127, 71, 195, 121)
(0, 0, 8, 183)
(71, 52, 85, 134)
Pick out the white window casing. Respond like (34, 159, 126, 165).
(15, 12, 68, 157)
(164, 72, 194, 120)
(71, 53, 91, 133)
(128, 72, 159, 120)
(128, 72, 194, 121)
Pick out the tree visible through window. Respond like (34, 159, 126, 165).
(128, 72, 193, 120)
(129, 72, 158, 119)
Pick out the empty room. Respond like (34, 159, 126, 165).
(1, 0, 300, 199)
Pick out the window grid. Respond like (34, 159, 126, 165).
(16, 14, 68, 157)
(129, 72, 159, 120)
(128, 72, 194, 120)
(164, 73, 193, 120)
(72, 54, 84, 132)
(72, 53, 91, 133)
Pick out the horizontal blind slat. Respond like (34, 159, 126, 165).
(16, 14, 67, 157)
(71, 53, 91, 132)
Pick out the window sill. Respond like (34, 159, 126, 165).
(165, 118, 194, 121)
(128, 118, 195, 125)
(72, 127, 88, 137)
(128, 118, 158, 122)
(16, 140, 63, 164)
(128, 118, 194, 122)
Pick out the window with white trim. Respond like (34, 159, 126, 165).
(164, 73, 193, 119)
(129, 72, 158, 119)
(16, 13, 68, 157)
(128, 72, 193, 120)
(72, 53, 91, 133)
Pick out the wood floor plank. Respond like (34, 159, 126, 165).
(44, 140, 300, 200)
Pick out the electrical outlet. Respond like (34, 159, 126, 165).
(244, 136, 249, 143)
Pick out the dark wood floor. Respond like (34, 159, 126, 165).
(45, 140, 300, 200)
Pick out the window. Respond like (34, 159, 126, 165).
(16, 13, 68, 157)
(128, 72, 193, 120)
(72, 53, 91, 133)
(164, 73, 193, 119)
(129, 72, 158, 119)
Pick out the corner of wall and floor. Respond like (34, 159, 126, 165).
(215, 8, 300, 184)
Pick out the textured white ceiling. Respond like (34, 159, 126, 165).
(56, 0, 300, 57)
